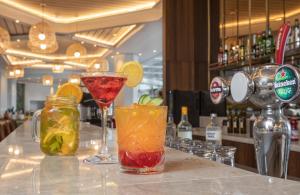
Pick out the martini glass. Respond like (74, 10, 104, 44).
(81, 72, 127, 164)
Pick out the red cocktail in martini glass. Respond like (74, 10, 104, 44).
(81, 72, 127, 164)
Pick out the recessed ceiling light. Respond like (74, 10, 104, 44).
(81, 41, 85, 44)
(94, 44, 97, 47)
(15, 20, 20, 23)
(16, 39, 20, 42)
(138, 53, 142, 56)
(153, 50, 157, 53)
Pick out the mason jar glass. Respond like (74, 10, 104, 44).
(32, 96, 80, 156)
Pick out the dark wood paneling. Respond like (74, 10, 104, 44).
(164, 0, 218, 92)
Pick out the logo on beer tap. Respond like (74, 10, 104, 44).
(210, 77, 224, 104)
(274, 65, 299, 102)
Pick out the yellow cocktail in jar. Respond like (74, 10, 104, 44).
(40, 96, 79, 155)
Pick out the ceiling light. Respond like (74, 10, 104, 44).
(52, 64, 64, 73)
(16, 39, 20, 42)
(40, 44, 47, 50)
(88, 59, 109, 72)
(5, 48, 108, 61)
(15, 20, 20, 23)
(9, 70, 15, 77)
(68, 74, 80, 85)
(42, 75, 53, 86)
(38, 33, 46, 41)
(81, 41, 84, 44)
(153, 50, 157, 53)
(94, 63, 100, 69)
(116, 52, 120, 55)
(138, 53, 142, 56)
(28, 22, 58, 54)
(111, 56, 114, 59)
(14, 67, 24, 78)
(74, 25, 136, 47)
(74, 51, 81, 58)
(66, 43, 87, 58)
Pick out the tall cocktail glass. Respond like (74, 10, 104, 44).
(81, 72, 127, 164)
(115, 104, 167, 174)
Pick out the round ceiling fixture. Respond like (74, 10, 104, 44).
(42, 75, 53, 86)
(0, 26, 10, 54)
(87, 59, 109, 72)
(28, 22, 58, 54)
(68, 74, 80, 85)
(66, 43, 87, 58)
(52, 64, 64, 73)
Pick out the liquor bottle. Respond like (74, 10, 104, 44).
(265, 29, 274, 55)
(261, 32, 266, 56)
(252, 34, 258, 59)
(232, 109, 239, 134)
(229, 44, 234, 64)
(226, 109, 233, 134)
(177, 106, 193, 139)
(167, 114, 176, 139)
(234, 45, 239, 62)
(223, 45, 228, 65)
(290, 118, 299, 141)
(239, 110, 247, 134)
(206, 113, 222, 146)
(166, 91, 176, 139)
(239, 38, 245, 61)
(294, 19, 300, 48)
(218, 46, 223, 65)
(257, 33, 262, 57)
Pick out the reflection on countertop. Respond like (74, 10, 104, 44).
(0, 121, 299, 194)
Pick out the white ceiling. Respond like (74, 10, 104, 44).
(0, 0, 162, 84)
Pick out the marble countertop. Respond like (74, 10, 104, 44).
(193, 128, 300, 152)
(0, 121, 299, 194)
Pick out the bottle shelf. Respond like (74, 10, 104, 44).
(210, 47, 300, 72)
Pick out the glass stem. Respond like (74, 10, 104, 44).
(100, 106, 109, 155)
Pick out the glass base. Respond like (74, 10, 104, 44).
(83, 154, 118, 164)
(120, 164, 164, 175)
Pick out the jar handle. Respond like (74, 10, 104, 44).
(32, 109, 42, 142)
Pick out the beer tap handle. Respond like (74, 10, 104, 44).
(275, 23, 291, 65)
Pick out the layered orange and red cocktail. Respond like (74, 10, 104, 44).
(115, 104, 167, 174)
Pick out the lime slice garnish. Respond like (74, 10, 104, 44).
(138, 95, 152, 105)
(148, 98, 163, 106)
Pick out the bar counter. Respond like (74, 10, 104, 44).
(0, 121, 299, 194)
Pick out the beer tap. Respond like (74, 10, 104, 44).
(209, 23, 292, 179)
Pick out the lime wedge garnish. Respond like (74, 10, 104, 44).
(148, 98, 163, 106)
(138, 95, 152, 105)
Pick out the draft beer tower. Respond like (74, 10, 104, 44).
(209, 24, 295, 179)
